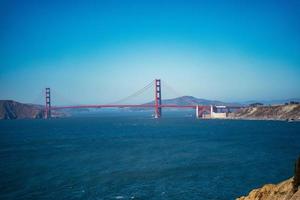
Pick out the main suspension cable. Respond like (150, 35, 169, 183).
(162, 80, 197, 105)
(109, 80, 154, 104)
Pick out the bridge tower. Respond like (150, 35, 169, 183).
(45, 87, 51, 119)
(196, 105, 204, 119)
(154, 79, 162, 118)
(196, 105, 200, 118)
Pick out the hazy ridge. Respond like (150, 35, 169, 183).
(1, 97, 299, 120)
(230, 104, 300, 120)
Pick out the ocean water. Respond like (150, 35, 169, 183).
(0, 113, 300, 200)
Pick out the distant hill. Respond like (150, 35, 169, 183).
(0, 100, 44, 119)
(0, 100, 65, 120)
(242, 98, 300, 106)
(230, 104, 300, 120)
(144, 96, 242, 106)
(1, 97, 299, 119)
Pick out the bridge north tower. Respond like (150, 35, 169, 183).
(154, 79, 162, 118)
(45, 87, 51, 119)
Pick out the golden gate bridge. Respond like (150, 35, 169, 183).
(44, 79, 241, 119)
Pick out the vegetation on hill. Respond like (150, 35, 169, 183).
(0, 100, 44, 119)
(230, 104, 300, 120)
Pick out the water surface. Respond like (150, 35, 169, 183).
(1, 115, 300, 199)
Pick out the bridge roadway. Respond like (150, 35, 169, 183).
(50, 104, 243, 110)
(50, 104, 204, 110)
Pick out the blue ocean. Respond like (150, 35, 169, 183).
(1, 113, 300, 200)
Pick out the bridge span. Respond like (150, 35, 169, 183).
(44, 79, 242, 119)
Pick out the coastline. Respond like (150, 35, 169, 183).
(226, 117, 300, 122)
(228, 104, 300, 122)
(236, 178, 300, 200)
(236, 157, 300, 200)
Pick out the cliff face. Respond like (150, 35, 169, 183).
(236, 178, 300, 200)
(237, 157, 300, 200)
(0, 100, 44, 119)
(231, 104, 300, 120)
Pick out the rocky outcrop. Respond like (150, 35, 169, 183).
(0, 100, 44, 119)
(237, 157, 300, 200)
(236, 178, 300, 200)
(230, 104, 300, 120)
(0, 100, 67, 120)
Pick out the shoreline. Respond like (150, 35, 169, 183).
(201, 117, 300, 122)
(227, 117, 300, 122)
(236, 157, 300, 200)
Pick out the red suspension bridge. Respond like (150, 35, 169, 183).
(44, 79, 240, 119)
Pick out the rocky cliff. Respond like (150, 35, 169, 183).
(237, 157, 300, 200)
(230, 104, 300, 120)
(236, 178, 300, 200)
(0, 100, 44, 119)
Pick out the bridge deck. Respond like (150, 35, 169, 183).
(50, 104, 205, 110)
(50, 104, 243, 110)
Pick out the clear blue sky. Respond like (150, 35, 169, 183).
(0, 0, 300, 105)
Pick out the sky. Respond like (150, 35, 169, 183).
(0, 0, 300, 105)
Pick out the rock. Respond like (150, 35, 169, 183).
(236, 178, 300, 200)
(290, 190, 300, 200)
(293, 157, 300, 191)
(0, 100, 66, 119)
(0, 100, 44, 119)
(230, 104, 300, 120)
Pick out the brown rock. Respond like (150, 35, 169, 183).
(236, 178, 300, 200)
(231, 104, 300, 120)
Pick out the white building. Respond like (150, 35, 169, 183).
(201, 105, 227, 119)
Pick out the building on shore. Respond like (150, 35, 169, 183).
(202, 105, 228, 119)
